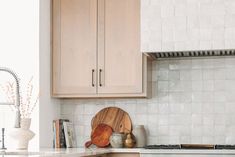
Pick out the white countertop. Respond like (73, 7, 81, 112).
(2, 148, 235, 156)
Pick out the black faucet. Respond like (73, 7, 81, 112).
(0, 128, 6, 150)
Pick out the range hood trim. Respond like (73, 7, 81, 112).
(145, 49, 235, 59)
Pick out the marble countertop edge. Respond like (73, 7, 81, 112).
(2, 148, 235, 157)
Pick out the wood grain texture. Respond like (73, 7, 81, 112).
(52, 0, 150, 98)
(181, 144, 215, 149)
(98, 0, 142, 94)
(52, 0, 97, 95)
(52, 55, 151, 98)
(92, 107, 132, 133)
(91, 124, 113, 148)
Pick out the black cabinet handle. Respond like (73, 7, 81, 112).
(99, 69, 102, 87)
(92, 69, 95, 87)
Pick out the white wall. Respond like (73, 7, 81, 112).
(39, 0, 60, 148)
(0, 0, 39, 149)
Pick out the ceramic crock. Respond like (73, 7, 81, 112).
(132, 125, 147, 148)
(109, 133, 124, 148)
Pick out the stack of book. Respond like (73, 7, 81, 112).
(53, 119, 76, 148)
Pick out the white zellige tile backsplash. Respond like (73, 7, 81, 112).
(141, 0, 235, 52)
(61, 57, 235, 147)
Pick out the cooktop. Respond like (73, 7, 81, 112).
(145, 144, 235, 149)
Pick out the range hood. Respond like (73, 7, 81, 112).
(146, 49, 235, 59)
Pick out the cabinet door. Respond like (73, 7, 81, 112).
(53, 0, 97, 96)
(97, 0, 142, 94)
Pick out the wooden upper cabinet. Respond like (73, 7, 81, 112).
(52, 0, 97, 95)
(97, 0, 142, 94)
(52, 0, 150, 98)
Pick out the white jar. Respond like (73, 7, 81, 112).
(109, 133, 124, 148)
(132, 125, 147, 148)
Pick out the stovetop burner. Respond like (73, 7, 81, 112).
(145, 145, 181, 149)
(215, 145, 235, 149)
(145, 144, 235, 150)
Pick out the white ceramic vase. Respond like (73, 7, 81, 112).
(109, 133, 124, 148)
(9, 118, 35, 149)
(132, 125, 147, 148)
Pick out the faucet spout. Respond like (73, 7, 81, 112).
(0, 67, 21, 128)
(0, 128, 6, 150)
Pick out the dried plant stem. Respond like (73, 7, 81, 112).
(0, 77, 38, 118)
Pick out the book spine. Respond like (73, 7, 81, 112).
(59, 119, 69, 148)
(53, 120, 56, 148)
(59, 120, 64, 148)
(55, 120, 60, 148)
(63, 122, 69, 148)
(53, 119, 69, 148)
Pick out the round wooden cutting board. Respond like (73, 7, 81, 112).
(91, 107, 132, 134)
(85, 123, 113, 148)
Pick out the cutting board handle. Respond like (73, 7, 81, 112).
(91, 117, 95, 127)
(85, 141, 92, 148)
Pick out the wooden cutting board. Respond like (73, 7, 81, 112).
(85, 123, 113, 148)
(181, 144, 215, 149)
(91, 107, 132, 133)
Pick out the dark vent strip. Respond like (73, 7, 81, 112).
(148, 49, 235, 59)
